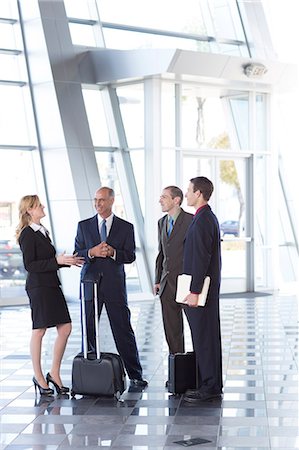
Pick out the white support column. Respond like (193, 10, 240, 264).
(144, 77, 162, 282)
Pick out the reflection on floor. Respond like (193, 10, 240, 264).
(0, 292, 298, 449)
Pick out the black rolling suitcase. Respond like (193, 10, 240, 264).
(71, 281, 126, 400)
(168, 351, 198, 394)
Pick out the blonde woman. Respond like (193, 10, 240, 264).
(16, 195, 84, 396)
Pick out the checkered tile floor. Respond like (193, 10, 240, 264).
(0, 292, 298, 449)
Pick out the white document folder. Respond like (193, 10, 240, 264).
(175, 275, 210, 307)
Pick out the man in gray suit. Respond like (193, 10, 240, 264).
(154, 186, 193, 355)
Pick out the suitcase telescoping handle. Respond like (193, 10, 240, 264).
(81, 280, 101, 360)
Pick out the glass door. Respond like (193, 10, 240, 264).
(182, 154, 252, 293)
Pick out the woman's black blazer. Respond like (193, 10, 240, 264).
(19, 226, 65, 290)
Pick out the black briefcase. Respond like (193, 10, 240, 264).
(168, 351, 198, 394)
(71, 281, 126, 399)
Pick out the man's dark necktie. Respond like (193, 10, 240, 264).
(167, 217, 174, 237)
(101, 219, 107, 241)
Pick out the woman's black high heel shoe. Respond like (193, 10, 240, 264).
(46, 372, 69, 394)
(32, 377, 54, 396)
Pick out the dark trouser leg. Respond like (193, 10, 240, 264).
(184, 305, 222, 394)
(104, 300, 143, 380)
(160, 284, 185, 354)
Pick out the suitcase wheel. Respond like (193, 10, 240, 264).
(70, 390, 76, 398)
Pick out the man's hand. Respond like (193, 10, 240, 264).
(183, 293, 199, 307)
(89, 242, 109, 258)
(106, 245, 115, 258)
(89, 242, 115, 258)
(153, 283, 160, 295)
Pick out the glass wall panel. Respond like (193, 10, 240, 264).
(254, 154, 269, 288)
(256, 94, 267, 151)
(0, 149, 44, 301)
(229, 95, 249, 150)
(98, 0, 248, 54)
(130, 150, 145, 217)
(182, 154, 247, 292)
(161, 149, 176, 188)
(277, 180, 297, 283)
(0, 54, 27, 81)
(0, 0, 18, 18)
(99, 0, 207, 36)
(95, 151, 141, 292)
(82, 88, 111, 146)
(209, 0, 245, 42)
(213, 42, 245, 57)
(116, 84, 144, 149)
(0, 85, 36, 145)
(95, 152, 118, 193)
(0, 22, 19, 48)
(181, 88, 231, 150)
(68, 23, 99, 47)
(103, 29, 210, 52)
(182, 156, 213, 211)
(161, 83, 175, 148)
(219, 158, 246, 234)
(64, 0, 98, 20)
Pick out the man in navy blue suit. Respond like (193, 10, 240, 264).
(74, 187, 147, 388)
(182, 176, 223, 402)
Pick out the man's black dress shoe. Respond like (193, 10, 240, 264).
(184, 389, 222, 402)
(129, 379, 148, 388)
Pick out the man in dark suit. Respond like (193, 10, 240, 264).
(74, 187, 147, 388)
(182, 176, 223, 402)
(154, 186, 193, 355)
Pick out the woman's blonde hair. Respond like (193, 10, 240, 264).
(15, 195, 40, 242)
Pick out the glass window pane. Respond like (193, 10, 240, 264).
(161, 83, 175, 148)
(0, 54, 27, 80)
(82, 88, 111, 146)
(162, 149, 176, 188)
(98, 0, 247, 53)
(256, 94, 267, 151)
(130, 150, 145, 217)
(68, 23, 98, 47)
(99, 0, 207, 35)
(277, 182, 298, 284)
(0, 85, 36, 145)
(229, 95, 249, 150)
(0, 0, 18, 19)
(219, 158, 246, 235)
(4, 22, 23, 49)
(95, 152, 118, 195)
(181, 88, 231, 149)
(182, 155, 213, 211)
(103, 28, 210, 52)
(117, 84, 144, 148)
(255, 154, 270, 289)
(182, 154, 248, 293)
(0, 22, 18, 48)
(211, 0, 245, 42)
(94, 151, 141, 293)
(64, 0, 98, 20)
(0, 149, 44, 300)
